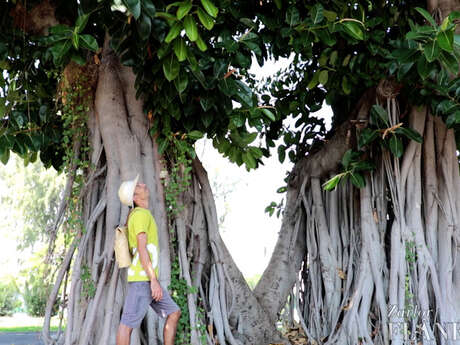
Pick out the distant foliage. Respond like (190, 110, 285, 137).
(24, 274, 59, 317)
(0, 280, 21, 316)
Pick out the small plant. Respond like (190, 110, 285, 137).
(24, 270, 60, 317)
(80, 264, 96, 299)
(0, 280, 21, 316)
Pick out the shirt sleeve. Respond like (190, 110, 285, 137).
(129, 210, 149, 237)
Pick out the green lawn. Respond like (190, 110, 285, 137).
(0, 325, 61, 333)
(0, 313, 64, 333)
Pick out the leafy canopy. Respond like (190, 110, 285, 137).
(1, 0, 460, 172)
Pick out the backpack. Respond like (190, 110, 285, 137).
(114, 225, 132, 268)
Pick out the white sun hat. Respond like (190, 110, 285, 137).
(118, 174, 139, 207)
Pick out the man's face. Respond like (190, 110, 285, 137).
(133, 183, 149, 202)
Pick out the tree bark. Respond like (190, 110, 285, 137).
(43, 36, 288, 345)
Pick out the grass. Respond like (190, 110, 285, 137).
(0, 325, 61, 333)
(0, 313, 64, 333)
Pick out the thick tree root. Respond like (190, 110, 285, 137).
(258, 95, 460, 345)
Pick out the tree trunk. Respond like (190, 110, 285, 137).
(42, 37, 288, 345)
(256, 88, 460, 344)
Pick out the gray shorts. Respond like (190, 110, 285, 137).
(120, 281, 180, 328)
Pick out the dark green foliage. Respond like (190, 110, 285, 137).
(24, 275, 59, 317)
(0, 281, 21, 316)
(2, 0, 460, 172)
(168, 261, 191, 345)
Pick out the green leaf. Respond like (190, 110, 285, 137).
(234, 80, 253, 107)
(157, 138, 168, 154)
(50, 40, 72, 63)
(200, 0, 218, 18)
(406, 29, 435, 41)
(416, 55, 431, 80)
(319, 70, 328, 85)
(424, 39, 440, 62)
(311, 4, 324, 24)
(157, 44, 171, 59)
(323, 10, 337, 21)
(341, 21, 364, 40)
(278, 145, 286, 163)
(397, 62, 414, 80)
(439, 51, 459, 74)
(163, 55, 180, 81)
(122, 0, 141, 19)
(164, 22, 182, 43)
(241, 41, 261, 55)
(173, 38, 187, 61)
(330, 51, 338, 66)
(307, 70, 320, 89)
(446, 110, 460, 127)
(342, 75, 351, 95)
(188, 130, 203, 140)
(316, 29, 336, 46)
(248, 146, 263, 159)
(49, 24, 72, 37)
(243, 152, 256, 170)
(0, 148, 9, 165)
(449, 11, 460, 21)
(200, 97, 214, 111)
(350, 172, 365, 188)
(371, 104, 389, 126)
(195, 34, 207, 51)
(286, 7, 300, 27)
(184, 15, 198, 41)
(352, 161, 374, 171)
(174, 72, 189, 93)
(323, 174, 342, 191)
(75, 14, 90, 33)
(358, 128, 379, 148)
(395, 127, 423, 143)
(142, 0, 156, 18)
(197, 8, 214, 30)
(177, 1, 192, 20)
(72, 32, 79, 49)
(440, 17, 451, 31)
(414, 7, 437, 27)
(261, 108, 276, 121)
(136, 13, 152, 41)
(155, 11, 177, 23)
(274, 0, 282, 10)
(437, 30, 454, 52)
(79, 35, 99, 51)
(341, 149, 355, 168)
(389, 135, 404, 158)
(166, 1, 182, 11)
(342, 54, 351, 66)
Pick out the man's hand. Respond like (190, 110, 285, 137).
(151, 279, 163, 302)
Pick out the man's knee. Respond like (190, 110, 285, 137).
(168, 310, 181, 322)
(118, 322, 133, 335)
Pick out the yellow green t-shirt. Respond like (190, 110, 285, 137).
(127, 207, 159, 282)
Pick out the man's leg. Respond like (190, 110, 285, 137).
(163, 310, 181, 345)
(116, 323, 133, 345)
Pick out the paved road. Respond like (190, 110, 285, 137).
(0, 332, 56, 345)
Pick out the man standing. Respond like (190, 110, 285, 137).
(117, 175, 181, 345)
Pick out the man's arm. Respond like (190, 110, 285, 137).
(137, 233, 163, 301)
